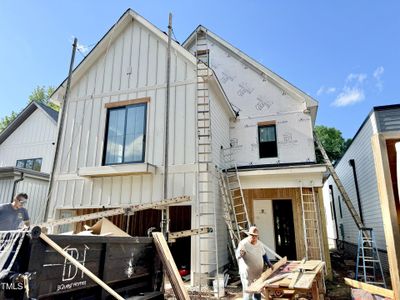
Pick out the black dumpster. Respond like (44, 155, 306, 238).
(1, 232, 163, 299)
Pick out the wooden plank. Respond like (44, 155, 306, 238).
(104, 97, 150, 108)
(294, 273, 316, 289)
(371, 134, 400, 300)
(152, 232, 190, 300)
(39, 233, 125, 300)
(316, 187, 332, 279)
(246, 256, 287, 293)
(344, 278, 394, 299)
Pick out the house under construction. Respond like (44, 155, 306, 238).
(46, 9, 332, 283)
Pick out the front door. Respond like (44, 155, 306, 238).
(272, 200, 296, 259)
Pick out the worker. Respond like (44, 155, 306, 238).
(0, 193, 30, 231)
(237, 226, 273, 300)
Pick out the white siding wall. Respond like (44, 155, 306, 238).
(210, 85, 231, 267)
(189, 40, 316, 166)
(50, 20, 199, 214)
(0, 175, 49, 224)
(0, 109, 57, 173)
(323, 114, 386, 250)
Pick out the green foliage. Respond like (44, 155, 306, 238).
(315, 125, 347, 163)
(0, 111, 18, 132)
(28, 86, 59, 111)
(0, 85, 58, 133)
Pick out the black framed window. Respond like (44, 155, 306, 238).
(16, 158, 42, 172)
(258, 124, 278, 158)
(103, 103, 147, 165)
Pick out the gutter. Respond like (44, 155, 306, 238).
(11, 172, 24, 202)
(329, 184, 340, 242)
(349, 159, 364, 224)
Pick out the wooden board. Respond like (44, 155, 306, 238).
(345, 278, 394, 299)
(152, 232, 190, 300)
(246, 257, 287, 293)
(294, 273, 316, 289)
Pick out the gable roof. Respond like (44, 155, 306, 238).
(183, 26, 319, 122)
(51, 9, 197, 103)
(0, 101, 58, 145)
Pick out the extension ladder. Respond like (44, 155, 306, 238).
(195, 28, 220, 296)
(355, 228, 386, 287)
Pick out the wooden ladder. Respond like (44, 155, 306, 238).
(195, 28, 220, 297)
(300, 184, 324, 260)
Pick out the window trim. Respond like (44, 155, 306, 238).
(257, 123, 278, 159)
(102, 102, 147, 166)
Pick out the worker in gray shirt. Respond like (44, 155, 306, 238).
(0, 193, 30, 231)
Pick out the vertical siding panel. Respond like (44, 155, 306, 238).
(102, 177, 112, 206)
(153, 89, 165, 165)
(92, 178, 103, 206)
(169, 86, 176, 165)
(95, 97, 109, 166)
(185, 84, 196, 163)
(80, 99, 93, 168)
(145, 90, 156, 164)
(137, 28, 149, 88)
(111, 30, 124, 91)
(121, 23, 133, 91)
(69, 100, 85, 172)
(175, 85, 186, 164)
(142, 174, 152, 203)
(121, 176, 131, 204)
(94, 55, 105, 95)
(147, 36, 158, 86)
(157, 42, 167, 85)
(102, 44, 115, 93)
(130, 176, 142, 204)
(111, 177, 122, 206)
(61, 101, 77, 173)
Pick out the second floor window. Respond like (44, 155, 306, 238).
(103, 103, 147, 165)
(16, 158, 42, 172)
(258, 124, 278, 158)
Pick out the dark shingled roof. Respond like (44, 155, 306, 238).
(0, 102, 58, 145)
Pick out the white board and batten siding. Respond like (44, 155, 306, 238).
(189, 39, 316, 167)
(0, 109, 57, 174)
(49, 17, 200, 216)
(0, 173, 50, 224)
(323, 113, 387, 250)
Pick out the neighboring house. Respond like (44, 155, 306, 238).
(0, 101, 58, 223)
(47, 9, 331, 282)
(322, 104, 400, 279)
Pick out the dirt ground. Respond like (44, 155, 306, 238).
(164, 250, 381, 299)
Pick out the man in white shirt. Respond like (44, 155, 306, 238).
(236, 226, 273, 300)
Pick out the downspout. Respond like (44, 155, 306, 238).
(11, 172, 24, 202)
(328, 184, 339, 242)
(349, 159, 364, 224)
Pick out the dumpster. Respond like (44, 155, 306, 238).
(0, 230, 163, 299)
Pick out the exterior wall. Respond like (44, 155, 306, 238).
(323, 114, 387, 250)
(50, 19, 198, 214)
(0, 174, 49, 224)
(188, 40, 316, 166)
(0, 109, 57, 173)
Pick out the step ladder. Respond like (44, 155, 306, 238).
(355, 228, 386, 287)
(300, 184, 324, 260)
(195, 28, 220, 297)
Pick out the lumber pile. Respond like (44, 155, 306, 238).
(152, 232, 190, 300)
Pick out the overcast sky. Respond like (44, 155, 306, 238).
(0, 1, 398, 138)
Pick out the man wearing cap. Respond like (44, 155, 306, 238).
(236, 226, 273, 300)
(0, 193, 30, 231)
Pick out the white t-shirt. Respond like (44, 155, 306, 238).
(236, 237, 266, 282)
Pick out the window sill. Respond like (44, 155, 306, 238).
(78, 163, 156, 178)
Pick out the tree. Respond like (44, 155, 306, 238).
(28, 86, 59, 111)
(314, 125, 348, 163)
(0, 85, 58, 133)
(0, 111, 18, 132)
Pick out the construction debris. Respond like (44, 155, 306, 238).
(345, 278, 394, 300)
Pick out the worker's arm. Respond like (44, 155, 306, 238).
(263, 254, 273, 269)
(236, 243, 246, 259)
(23, 208, 30, 228)
(24, 220, 30, 227)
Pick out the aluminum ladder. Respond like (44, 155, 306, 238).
(300, 184, 324, 260)
(355, 228, 386, 287)
(314, 131, 365, 230)
(195, 28, 220, 297)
